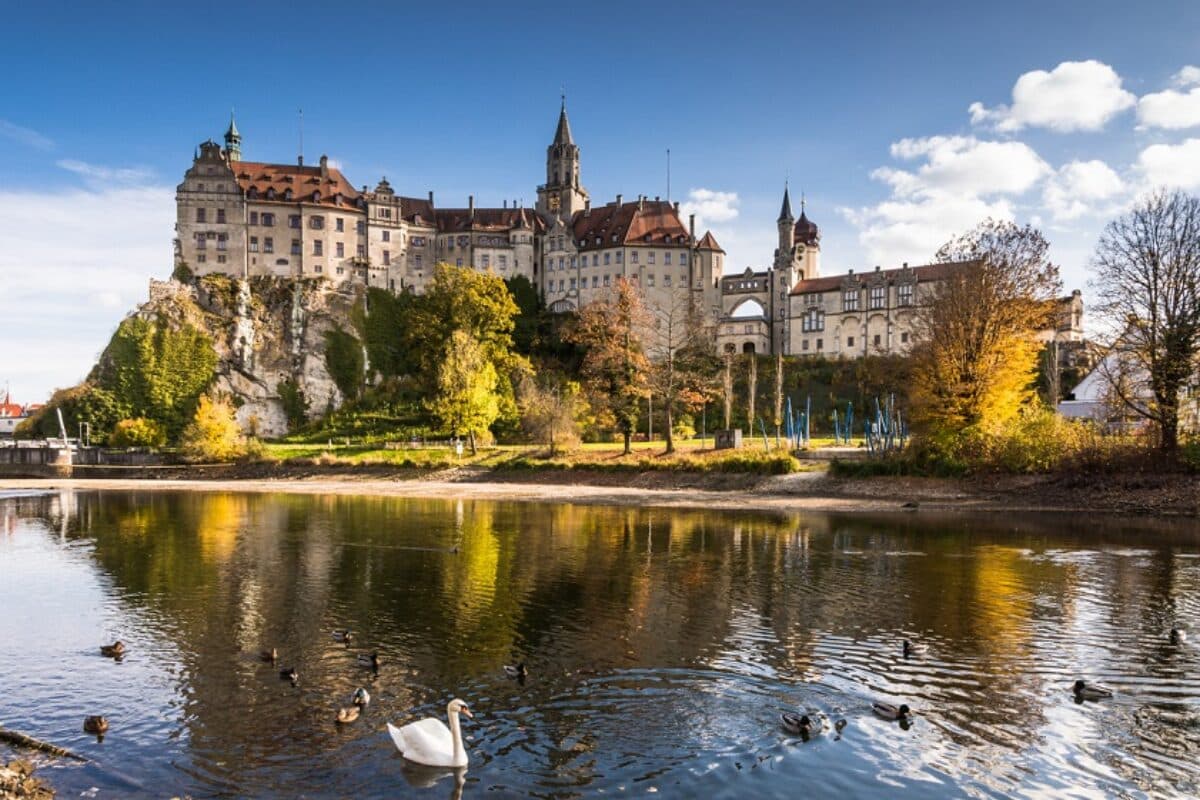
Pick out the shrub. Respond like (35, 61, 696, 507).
(110, 417, 167, 448)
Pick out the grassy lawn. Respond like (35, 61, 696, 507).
(259, 439, 825, 475)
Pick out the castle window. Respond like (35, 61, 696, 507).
(289, 215, 301, 229)
(570, 278, 577, 289)
(313, 240, 323, 256)
(250, 236, 259, 253)
(356, 244, 365, 258)
(382, 230, 390, 242)
(262, 213, 275, 226)
(847, 336, 855, 347)
(383, 250, 390, 265)
(801, 309, 825, 332)
(216, 234, 227, 251)
(664, 252, 672, 265)
(266, 188, 276, 200)
(456, 258, 463, 267)
(592, 275, 599, 287)
(816, 338, 823, 350)
(284, 189, 293, 200)
(310, 216, 325, 230)
(802, 340, 809, 351)
(874, 334, 882, 346)
(264, 237, 274, 253)
(250, 211, 259, 225)
(414, 255, 422, 267)
(901, 332, 909, 344)
(217, 255, 226, 264)
(664, 274, 672, 286)
(617, 251, 623, 263)
(647, 274, 655, 287)
(196, 208, 206, 223)
(357, 221, 366, 235)
(291, 239, 301, 255)
(869, 285, 886, 309)
(632, 251, 639, 264)
(482, 255, 490, 269)
(604, 253, 610, 265)
(197, 254, 206, 262)
(558, 257, 564, 270)
(842, 289, 859, 312)
(197, 183, 205, 191)
(336, 242, 344, 258)
(314, 265, 322, 273)
(648, 252, 656, 264)
(499, 255, 507, 269)
(604, 274, 610, 286)
(195, 233, 206, 250)
(898, 283, 914, 306)
(336, 218, 344, 232)
(216, 209, 226, 224)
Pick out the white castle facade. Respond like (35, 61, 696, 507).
(174, 108, 1082, 357)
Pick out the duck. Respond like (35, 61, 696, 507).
(83, 716, 109, 735)
(332, 629, 353, 644)
(358, 651, 380, 671)
(387, 698, 473, 768)
(872, 702, 911, 721)
(1170, 628, 1187, 645)
(352, 687, 371, 706)
(279, 667, 298, 683)
(336, 705, 361, 724)
(503, 661, 528, 680)
(780, 711, 826, 737)
(260, 647, 278, 663)
(902, 639, 927, 658)
(1072, 680, 1113, 700)
(99, 641, 126, 658)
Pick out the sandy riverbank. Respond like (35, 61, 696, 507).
(2, 465, 1195, 516)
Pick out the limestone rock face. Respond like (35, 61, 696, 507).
(139, 275, 360, 437)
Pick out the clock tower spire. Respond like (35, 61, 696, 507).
(536, 95, 588, 220)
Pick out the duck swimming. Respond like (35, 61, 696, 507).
(1170, 628, 1187, 645)
(358, 652, 380, 670)
(352, 687, 370, 706)
(99, 641, 125, 658)
(83, 716, 109, 735)
(279, 667, 298, 683)
(902, 639, 926, 658)
(780, 711, 826, 737)
(872, 702, 911, 721)
(260, 647, 277, 663)
(336, 705, 360, 724)
(1072, 680, 1112, 700)
(333, 629, 353, 644)
(503, 662, 528, 680)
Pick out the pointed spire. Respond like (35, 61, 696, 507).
(225, 109, 240, 139)
(553, 94, 574, 146)
(778, 182, 793, 222)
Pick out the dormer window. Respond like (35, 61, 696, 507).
(312, 191, 320, 203)
(284, 189, 293, 200)
(247, 187, 257, 199)
(266, 188, 276, 200)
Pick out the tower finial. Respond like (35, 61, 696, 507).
(561, 84, 566, 110)
(801, 190, 806, 214)
(778, 182, 793, 222)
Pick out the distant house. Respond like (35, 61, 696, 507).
(1058, 343, 1199, 434)
(0, 391, 30, 437)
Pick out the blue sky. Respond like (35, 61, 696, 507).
(3, 0, 1200, 402)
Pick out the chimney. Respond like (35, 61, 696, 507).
(689, 213, 696, 239)
(469, 195, 475, 219)
(902, 262, 908, 268)
(616, 193, 623, 206)
(503, 199, 508, 209)
(673, 201, 680, 213)
(584, 199, 591, 214)
(655, 195, 660, 203)
(428, 190, 434, 206)
(638, 196, 645, 211)
(875, 265, 881, 272)
(319, 154, 328, 179)
(297, 154, 303, 166)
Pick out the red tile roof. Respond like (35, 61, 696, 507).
(697, 231, 723, 252)
(435, 207, 544, 233)
(400, 196, 435, 224)
(232, 161, 361, 208)
(571, 200, 690, 251)
(789, 260, 979, 295)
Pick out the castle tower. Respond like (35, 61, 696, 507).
(775, 183, 794, 261)
(224, 111, 241, 162)
(536, 98, 589, 220)
(793, 193, 820, 280)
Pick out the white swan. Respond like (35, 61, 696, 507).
(387, 698, 473, 768)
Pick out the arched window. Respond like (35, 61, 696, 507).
(730, 299, 766, 319)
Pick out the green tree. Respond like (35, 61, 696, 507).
(568, 278, 651, 454)
(276, 379, 309, 430)
(110, 417, 167, 447)
(426, 329, 500, 454)
(324, 326, 365, 402)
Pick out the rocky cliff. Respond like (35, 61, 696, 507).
(136, 275, 363, 436)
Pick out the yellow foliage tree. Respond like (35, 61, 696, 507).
(910, 220, 1061, 444)
(180, 394, 251, 462)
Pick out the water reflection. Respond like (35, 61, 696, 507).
(0, 490, 1198, 798)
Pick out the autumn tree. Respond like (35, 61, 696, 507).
(644, 288, 721, 453)
(568, 278, 651, 454)
(910, 220, 1062, 441)
(180, 394, 251, 462)
(426, 329, 500, 454)
(517, 373, 590, 455)
(1091, 189, 1200, 452)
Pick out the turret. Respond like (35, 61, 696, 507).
(224, 111, 241, 162)
(536, 97, 589, 220)
(776, 184, 794, 254)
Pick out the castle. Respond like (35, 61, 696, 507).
(175, 107, 1083, 357)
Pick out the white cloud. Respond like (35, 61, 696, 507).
(969, 60, 1136, 132)
(1042, 160, 1124, 220)
(841, 193, 1016, 266)
(0, 119, 53, 151)
(879, 135, 1049, 197)
(1137, 138, 1200, 190)
(1174, 65, 1200, 87)
(1137, 85, 1200, 130)
(680, 188, 739, 227)
(57, 159, 158, 187)
(0, 180, 174, 402)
